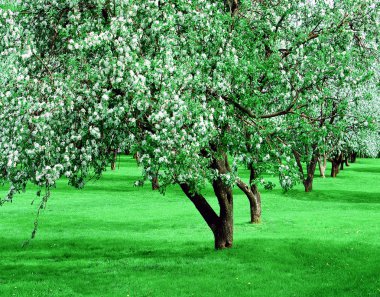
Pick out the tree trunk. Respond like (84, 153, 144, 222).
(151, 175, 160, 190)
(303, 179, 313, 192)
(133, 152, 140, 164)
(211, 153, 234, 249)
(111, 149, 117, 170)
(249, 185, 261, 223)
(318, 154, 327, 178)
(179, 152, 234, 249)
(303, 154, 318, 192)
(249, 165, 261, 223)
(331, 153, 343, 178)
(331, 161, 340, 177)
(350, 152, 357, 163)
(212, 179, 233, 249)
(213, 214, 233, 249)
(340, 153, 349, 170)
(236, 179, 261, 223)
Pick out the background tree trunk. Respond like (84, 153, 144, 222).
(340, 154, 349, 170)
(350, 152, 357, 163)
(133, 152, 140, 164)
(111, 149, 117, 170)
(303, 178, 313, 192)
(236, 164, 261, 223)
(152, 175, 160, 190)
(303, 153, 318, 192)
(249, 185, 261, 223)
(331, 153, 343, 177)
(331, 162, 340, 177)
(318, 154, 327, 178)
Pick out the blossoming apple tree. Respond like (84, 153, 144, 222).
(1, 0, 378, 248)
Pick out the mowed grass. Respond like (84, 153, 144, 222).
(0, 157, 379, 297)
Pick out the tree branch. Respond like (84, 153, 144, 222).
(180, 183, 219, 232)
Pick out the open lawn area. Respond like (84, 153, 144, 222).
(0, 157, 379, 297)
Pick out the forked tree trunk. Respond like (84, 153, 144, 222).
(292, 147, 318, 192)
(318, 154, 327, 178)
(179, 153, 234, 249)
(180, 180, 233, 249)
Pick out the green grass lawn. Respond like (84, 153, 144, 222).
(0, 157, 379, 297)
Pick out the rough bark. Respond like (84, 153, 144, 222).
(213, 214, 233, 249)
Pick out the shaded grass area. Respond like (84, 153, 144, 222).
(1, 158, 379, 296)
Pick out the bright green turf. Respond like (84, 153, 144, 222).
(1, 157, 379, 297)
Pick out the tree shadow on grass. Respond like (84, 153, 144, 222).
(285, 189, 380, 204)
(346, 167, 380, 174)
(0, 236, 379, 297)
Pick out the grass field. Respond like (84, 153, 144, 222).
(0, 157, 379, 297)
